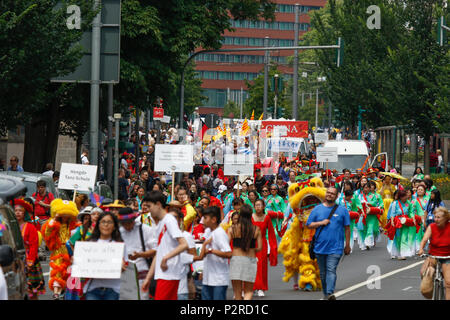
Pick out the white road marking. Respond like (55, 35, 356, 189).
(333, 261, 423, 299)
(402, 286, 413, 291)
(43, 272, 49, 277)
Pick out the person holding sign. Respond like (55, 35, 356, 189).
(41, 199, 80, 300)
(84, 212, 127, 300)
(141, 191, 188, 300)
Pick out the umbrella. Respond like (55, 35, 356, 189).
(380, 171, 408, 181)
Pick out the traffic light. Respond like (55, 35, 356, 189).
(336, 37, 344, 67)
(119, 115, 134, 152)
(271, 76, 284, 93)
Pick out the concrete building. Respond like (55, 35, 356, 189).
(195, 0, 326, 117)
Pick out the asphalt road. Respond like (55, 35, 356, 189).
(39, 233, 427, 301)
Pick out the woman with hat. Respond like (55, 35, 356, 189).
(101, 200, 126, 218)
(41, 199, 80, 299)
(13, 198, 45, 299)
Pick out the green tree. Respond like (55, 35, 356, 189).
(115, 0, 276, 119)
(223, 101, 241, 119)
(0, 1, 96, 172)
(243, 65, 290, 119)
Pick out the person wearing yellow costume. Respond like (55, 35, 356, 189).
(278, 177, 326, 292)
(176, 186, 197, 232)
(41, 199, 80, 300)
(378, 175, 396, 228)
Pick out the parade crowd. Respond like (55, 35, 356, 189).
(4, 129, 450, 301)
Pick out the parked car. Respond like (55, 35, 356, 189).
(0, 175, 28, 299)
(58, 181, 113, 203)
(0, 171, 59, 199)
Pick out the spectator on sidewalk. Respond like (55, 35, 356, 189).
(7, 155, 24, 172)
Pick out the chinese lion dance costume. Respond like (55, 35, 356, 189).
(41, 199, 80, 292)
(278, 177, 326, 291)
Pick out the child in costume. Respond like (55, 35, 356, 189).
(41, 199, 79, 300)
(12, 198, 46, 299)
(278, 177, 325, 291)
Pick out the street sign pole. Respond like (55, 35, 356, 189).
(114, 114, 121, 200)
(89, 0, 101, 167)
(292, 3, 300, 120)
(107, 83, 114, 186)
(263, 37, 269, 120)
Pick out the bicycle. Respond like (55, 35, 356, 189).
(422, 254, 450, 300)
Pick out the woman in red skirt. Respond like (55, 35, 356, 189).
(252, 199, 278, 297)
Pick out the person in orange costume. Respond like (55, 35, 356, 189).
(41, 199, 80, 300)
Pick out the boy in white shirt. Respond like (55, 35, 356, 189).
(142, 191, 188, 300)
(167, 207, 197, 300)
(196, 206, 232, 300)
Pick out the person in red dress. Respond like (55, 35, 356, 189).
(251, 199, 278, 297)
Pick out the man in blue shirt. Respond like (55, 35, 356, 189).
(307, 186, 351, 300)
(7, 155, 24, 172)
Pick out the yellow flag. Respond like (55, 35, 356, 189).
(258, 113, 264, 120)
(240, 118, 249, 136)
(250, 110, 255, 120)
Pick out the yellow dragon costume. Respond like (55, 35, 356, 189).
(278, 177, 326, 291)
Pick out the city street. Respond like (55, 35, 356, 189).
(39, 233, 428, 301)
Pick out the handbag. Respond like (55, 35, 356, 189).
(309, 204, 338, 260)
(138, 223, 157, 298)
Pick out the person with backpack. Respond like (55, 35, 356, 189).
(119, 207, 156, 300)
(33, 180, 54, 230)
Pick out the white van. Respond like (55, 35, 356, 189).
(320, 140, 387, 173)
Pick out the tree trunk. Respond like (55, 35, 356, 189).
(23, 98, 60, 173)
(424, 137, 430, 175)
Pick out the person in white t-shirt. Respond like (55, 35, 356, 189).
(141, 191, 188, 300)
(167, 208, 197, 300)
(0, 267, 7, 300)
(196, 206, 232, 300)
(84, 212, 128, 300)
(81, 150, 89, 165)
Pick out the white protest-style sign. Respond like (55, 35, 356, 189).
(316, 147, 338, 163)
(314, 132, 329, 144)
(161, 115, 171, 123)
(58, 163, 98, 192)
(267, 139, 301, 153)
(154, 144, 194, 173)
(224, 154, 254, 176)
(71, 242, 125, 279)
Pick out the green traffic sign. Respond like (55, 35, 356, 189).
(51, 0, 121, 83)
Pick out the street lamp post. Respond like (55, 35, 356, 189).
(113, 113, 121, 200)
(274, 74, 279, 119)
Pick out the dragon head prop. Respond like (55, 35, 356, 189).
(287, 177, 326, 214)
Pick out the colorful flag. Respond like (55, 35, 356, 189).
(258, 113, 264, 120)
(250, 110, 255, 120)
(240, 118, 249, 136)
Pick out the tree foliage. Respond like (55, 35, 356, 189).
(299, 0, 447, 137)
(115, 0, 276, 119)
(243, 65, 290, 119)
(0, 0, 96, 133)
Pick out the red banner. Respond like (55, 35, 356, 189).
(260, 121, 308, 138)
(153, 107, 164, 119)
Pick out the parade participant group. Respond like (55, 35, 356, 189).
(4, 133, 449, 301)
